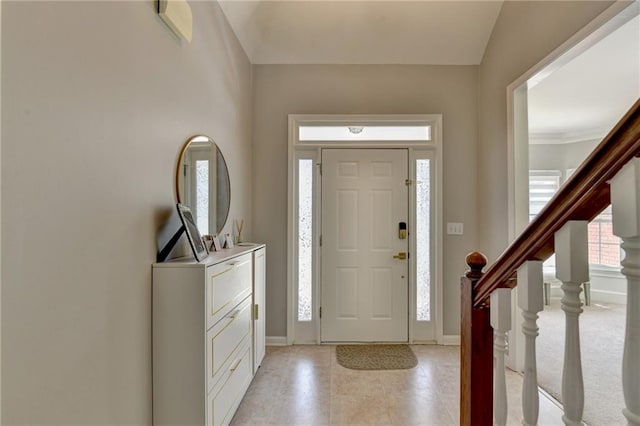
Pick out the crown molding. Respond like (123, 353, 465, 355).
(529, 127, 609, 145)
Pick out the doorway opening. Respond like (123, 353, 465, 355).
(507, 2, 639, 424)
(287, 115, 443, 344)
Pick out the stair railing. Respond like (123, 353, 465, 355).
(460, 98, 640, 425)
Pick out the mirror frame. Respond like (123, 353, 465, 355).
(175, 134, 231, 235)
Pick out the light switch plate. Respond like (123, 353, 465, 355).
(447, 222, 464, 235)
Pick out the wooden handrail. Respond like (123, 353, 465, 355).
(473, 98, 640, 307)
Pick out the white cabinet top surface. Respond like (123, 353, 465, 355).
(154, 243, 265, 268)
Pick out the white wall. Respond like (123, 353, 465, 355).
(529, 143, 568, 172)
(477, 1, 613, 262)
(252, 65, 479, 337)
(529, 139, 600, 172)
(1, 1, 252, 423)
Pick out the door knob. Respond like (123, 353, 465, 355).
(393, 252, 407, 260)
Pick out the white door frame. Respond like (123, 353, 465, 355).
(1, 1, 4, 416)
(505, 1, 638, 370)
(287, 114, 443, 345)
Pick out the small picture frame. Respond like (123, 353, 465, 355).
(211, 235, 223, 251)
(176, 204, 208, 261)
(224, 233, 234, 249)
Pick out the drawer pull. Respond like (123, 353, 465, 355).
(229, 358, 242, 372)
(211, 265, 235, 278)
(227, 259, 250, 268)
(227, 309, 241, 319)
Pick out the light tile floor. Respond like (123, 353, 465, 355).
(231, 345, 565, 425)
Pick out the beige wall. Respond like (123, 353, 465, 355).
(477, 1, 613, 262)
(252, 65, 479, 337)
(1, 1, 252, 423)
(0, 0, 3, 419)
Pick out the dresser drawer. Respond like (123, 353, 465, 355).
(206, 297, 252, 391)
(206, 253, 252, 329)
(206, 344, 252, 426)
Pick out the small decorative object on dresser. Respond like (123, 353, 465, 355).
(235, 219, 244, 243)
(224, 233, 234, 249)
(210, 235, 222, 252)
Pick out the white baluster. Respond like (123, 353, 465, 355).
(491, 288, 512, 426)
(518, 261, 544, 426)
(611, 157, 640, 426)
(555, 220, 589, 425)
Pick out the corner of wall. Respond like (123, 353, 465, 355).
(1, 0, 4, 419)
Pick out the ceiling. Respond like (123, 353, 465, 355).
(218, 0, 639, 139)
(218, 1, 504, 65)
(528, 13, 640, 143)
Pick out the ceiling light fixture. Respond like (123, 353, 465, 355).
(348, 126, 364, 134)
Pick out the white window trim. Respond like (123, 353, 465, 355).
(411, 150, 437, 342)
(287, 114, 444, 345)
(587, 206, 623, 269)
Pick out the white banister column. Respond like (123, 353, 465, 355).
(611, 157, 640, 426)
(517, 261, 544, 426)
(491, 288, 512, 426)
(555, 220, 589, 426)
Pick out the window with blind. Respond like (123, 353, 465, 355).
(588, 206, 620, 267)
(529, 170, 561, 222)
(529, 168, 621, 268)
(565, 168, 620, 267)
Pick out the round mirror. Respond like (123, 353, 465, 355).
(175, 135, 230, 236)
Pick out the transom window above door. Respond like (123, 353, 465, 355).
(291, 115, 440, 147)
(299, 125, 431, 142)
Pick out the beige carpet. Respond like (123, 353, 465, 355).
(336, 344, 417, 370)
(537, 298, 626, 425)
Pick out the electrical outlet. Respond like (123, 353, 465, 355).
(447, 222, 464, 235)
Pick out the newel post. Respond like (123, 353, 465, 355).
(460, 252, 493, 425)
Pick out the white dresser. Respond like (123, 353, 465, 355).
(153, 244, 266, 426)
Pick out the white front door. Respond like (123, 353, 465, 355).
(321, 149, 409, 342)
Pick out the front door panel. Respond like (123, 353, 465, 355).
(321, 149, 409, 342)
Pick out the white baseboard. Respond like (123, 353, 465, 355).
(590, 289, 627, 305)
(441, 335, 460, 346)
(268, 335, 463, 346)
(411, 339, 438, 345)
(266, 336, 288, 346)
(546, 290, 626, 306)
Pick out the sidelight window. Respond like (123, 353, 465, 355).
(195, 160, 209, 235)
(297, 159, 314, 321)
(416, 159, 431, 321)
